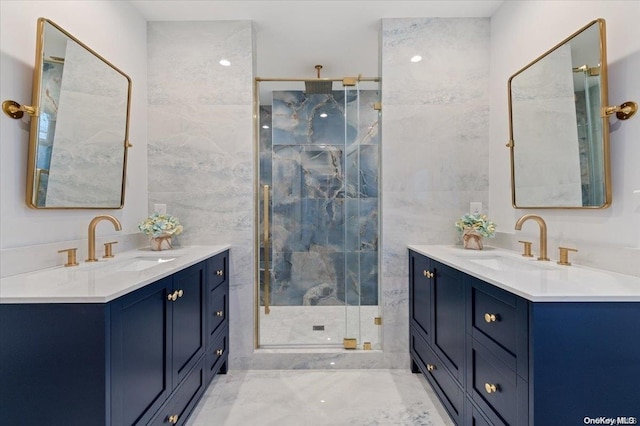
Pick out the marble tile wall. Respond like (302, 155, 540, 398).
(146, 18, 490, 370)
(261, 90, 379, 308)
(381, 18, 490, 368)
(147, 21, 256, 368)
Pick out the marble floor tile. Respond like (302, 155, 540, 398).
(187, 369, 454, 426)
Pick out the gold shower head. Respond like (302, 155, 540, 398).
(304, 65, 333, 94)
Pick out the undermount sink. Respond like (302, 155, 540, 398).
(462, 254, 557, 272)
(99, 256, 178, 272)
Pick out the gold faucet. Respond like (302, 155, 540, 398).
(86, 215, 122, 262)
(514, 214, 549, 261)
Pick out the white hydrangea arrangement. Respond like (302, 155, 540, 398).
(138, 212, 184, 238)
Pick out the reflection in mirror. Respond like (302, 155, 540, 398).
(508, 19, 610, 209)
(27, 18, 131, 209)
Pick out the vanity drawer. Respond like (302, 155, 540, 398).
(207, 251, 228, 290)
(467, 337, 527, 426)
(469, 279, 519, 352)
(206, 328, 228, 384)
(465, 397, 503, 426)
(411, 328, 463, 424)
(207, 282, 228, 344)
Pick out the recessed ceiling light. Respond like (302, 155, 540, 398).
(410, 55, 422, 63)
(219, 59, 231, 66)
(320, 113, 328, 118)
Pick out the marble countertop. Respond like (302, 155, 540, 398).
(409, 245, 640, 302)
(0, 245, 230, 304)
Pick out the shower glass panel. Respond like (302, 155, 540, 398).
(257, 79, 380, 349)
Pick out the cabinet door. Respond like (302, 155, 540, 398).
(172, 262, 206, 386)
(409, 251, 433, 339)
(433, 261, 465, 383)
(111, 276, 173, 426)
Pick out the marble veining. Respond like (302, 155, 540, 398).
(187, 369, 454, 425)
(261, 90, 379, 309)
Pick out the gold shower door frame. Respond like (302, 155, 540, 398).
(254, 76, 381, 350)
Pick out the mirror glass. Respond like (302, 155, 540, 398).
(26, 18, 131, 209)
(508, 19, 610, 209)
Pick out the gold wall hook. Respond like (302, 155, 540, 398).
(602, 101, 637, 120)
(2, 100, 37, 119)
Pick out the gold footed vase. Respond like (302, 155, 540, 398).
(150, 235, 173, 251)
(462, 227, 483, 250)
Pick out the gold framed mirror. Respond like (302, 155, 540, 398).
(508, 19, 611, 209)
(24, 18, 132, 209)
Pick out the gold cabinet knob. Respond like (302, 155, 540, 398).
(167, 291, 178, 302)
(216, 310, 224, 317)
(484, 313, 497, 323)
(484, 383, 498, 394)
(58, 248, 79, 267)
(216, 349, 224, 356)
(423, 270, 434, 278)
(216, 269, 224, 276)
(426, 364, 436, 372)
(168, 414, 179, 424)
(177, 289, 184, 298)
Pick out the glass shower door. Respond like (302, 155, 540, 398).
(258, 80, 380, 349)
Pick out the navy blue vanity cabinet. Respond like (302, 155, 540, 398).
(409, 250, 465, 424)
(0, 303, 109, 426)
(0, 251, 229, 426)
(409, 251, 433, 340)
(111, 261, 206, 425)
(110, 276, 174, 425)
(527, 302, 640, 425)
(410, 250, 640, 426)
(466, 276, 528, 426)
(205, 251, 229, 383)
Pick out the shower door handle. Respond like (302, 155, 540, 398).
(263, 185, 271, 315)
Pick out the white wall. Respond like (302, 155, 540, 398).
(0, 1, 148, 253)
(490, 1, 640, 273)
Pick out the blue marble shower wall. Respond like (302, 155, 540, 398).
(260, 90, 380, 307)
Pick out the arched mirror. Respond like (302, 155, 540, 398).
(22, 18, 131, 209)
(508, 19, 611, 209)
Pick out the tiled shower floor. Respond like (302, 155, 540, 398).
(258, 305, 381, 348)
(187, 369, 455, 425)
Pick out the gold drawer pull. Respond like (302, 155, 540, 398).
(484, 313, 497, 323)
(484, 383, 498, 394)
(216, 349, 224, 356)
(168, 414, 179, 424)
(426, 364, 436, 372)
(423, 270, 434, 279)
(167, 291, 178, 302)
(216, 310, 224, 317)
(216, 269, 224, 276)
